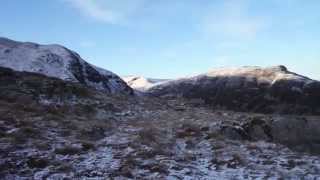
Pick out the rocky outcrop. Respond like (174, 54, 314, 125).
(217, 115, 320, 154)
(0, 37, 133, 95)
(147, 66, 320, 114)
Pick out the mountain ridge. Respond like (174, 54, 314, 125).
(0, 37, 133, 95)
(146, 65, 320, 114)
(1, 37, 320, 179)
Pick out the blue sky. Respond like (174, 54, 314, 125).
(0, 0, 319, 79)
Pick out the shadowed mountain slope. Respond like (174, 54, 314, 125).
(147, 66, 320, 114)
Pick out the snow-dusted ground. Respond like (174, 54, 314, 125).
(1, 90, 320, 179)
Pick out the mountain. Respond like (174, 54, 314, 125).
(0, 38, 320, 180)
(1, 66, 320, 179)
(1, 37, 320, 179)
(122, 75, 169, 91)
(147, 65, 320, 114)
(0, 37, 133, 95)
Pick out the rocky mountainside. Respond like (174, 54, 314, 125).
(1, 67, 320, 179)
(147, 66, 320, 115)
(122, 75, 169, 91)
(0, 37, 133, 95)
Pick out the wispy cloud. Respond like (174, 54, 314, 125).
(64, 0, 119, 23)
(202, 0, 267, 40)
(63, 0, 145, 24)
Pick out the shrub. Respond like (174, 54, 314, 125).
(27, 157, 49, 168)
(54, 146, 82, 155)
(80, 141, 95, 151)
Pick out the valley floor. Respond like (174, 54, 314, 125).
(1, 93, 320, 180)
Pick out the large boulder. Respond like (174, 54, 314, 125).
(0, 37, 133, 95)
(147, 66, 320, 114)
(216, 115, 320, 154)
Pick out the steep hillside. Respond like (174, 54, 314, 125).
(148, 66, 320, 114)
(0, 37, 133, 94)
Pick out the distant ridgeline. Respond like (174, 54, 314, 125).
(1, 37, 319, 114)
(147, 66, 320, 115)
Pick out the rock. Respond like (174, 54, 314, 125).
(33, 169, 51, 180)
(242, 116, 273, 141)
(220, 115, 320, 154)
(270, 116, 320, 154)
(0, 37, 133, 95)
(220, 125, 249, 140)
(173, 106, 186, 111)
(176, 124, 202, 138)
(147, 66, 320, 115)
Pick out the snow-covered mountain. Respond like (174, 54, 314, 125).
(147, 65, 320, 114)
(122, 75, 169, 91)
(0, 37, 133, 94)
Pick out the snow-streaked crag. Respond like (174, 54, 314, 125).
(148, 66, 320, 114)
(122, 75, 169, 91)
(0, 37, 133, 94)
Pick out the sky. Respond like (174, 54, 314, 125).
(0, 0, 319, 79)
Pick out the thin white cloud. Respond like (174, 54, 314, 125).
(63, 0, 146, 24)
(202, 0, 267, 40)
(64, 0, 119, 23)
